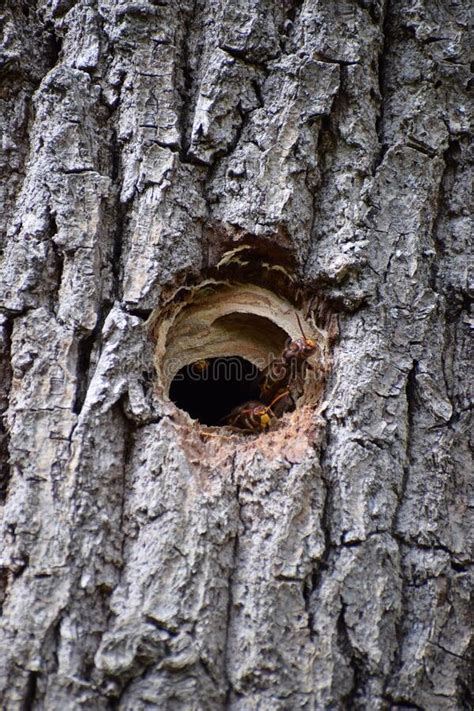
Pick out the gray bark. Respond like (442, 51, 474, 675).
(0, 1, 472, 710)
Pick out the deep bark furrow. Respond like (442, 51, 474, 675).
(178, 0, 199, 159)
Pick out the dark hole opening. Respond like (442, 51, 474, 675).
(169, 356, 261, 426)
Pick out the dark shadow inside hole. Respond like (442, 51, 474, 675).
(169, 356, 261, 426)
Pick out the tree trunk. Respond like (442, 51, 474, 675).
(0, 1, 471, 709)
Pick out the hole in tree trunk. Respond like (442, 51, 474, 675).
(169, 356, 261, 426)
(150, 279, 334, 435)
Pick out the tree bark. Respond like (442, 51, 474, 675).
(0, 1, 472, 709)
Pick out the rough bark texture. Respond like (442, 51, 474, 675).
(0, 1, 472, 710)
